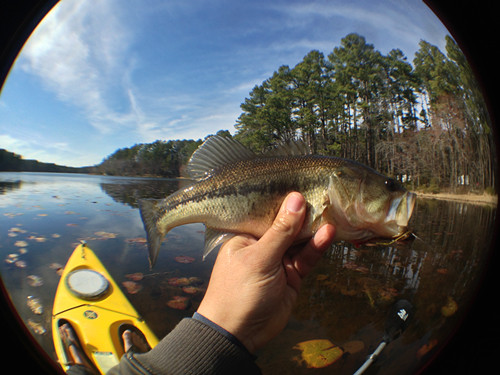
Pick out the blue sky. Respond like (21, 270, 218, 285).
(0, 0, 450, 167)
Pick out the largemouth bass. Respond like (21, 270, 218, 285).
(139, 136, 416, 269)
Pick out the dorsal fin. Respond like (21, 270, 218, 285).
(187, 136, 256, 180)
(187, 136, 312, 181)
(262, 139, 311, 157)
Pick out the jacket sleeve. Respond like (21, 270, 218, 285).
(107, 318, 262, 375)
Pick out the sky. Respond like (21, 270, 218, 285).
(0, 0, 451, 167)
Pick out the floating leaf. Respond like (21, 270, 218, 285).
(292, 339, 343, 368)
(15, 260, 27, 268)
(417, 339, 438, 359)
(122, 281, 142, 294)
(95, 231, 118, 239)
(174, 256, 195, 264)
(27, 319, 46, 335)
(125, 237, 147, 244)
(166, 296, 191, 310)
(125, 273, 144, 281)
(50, 263, 64, 275)
(27, 296, 43, 314)
(27, 275, 43, 287)
(7, 232, 18, 237)
(66, 223, 78, 227)
(441, 297, 458, 317)
(5, 254, 19, 264)
(34, 236, 47, 242)
(52, 234, 61, 238)
(14, 241, 28, 247)
(37, 213, 48, 217)
(9, 227, 26, 233)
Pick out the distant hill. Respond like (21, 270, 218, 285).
(0, 148, 93, 173)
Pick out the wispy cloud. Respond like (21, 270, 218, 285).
(19, 0, 142, 134)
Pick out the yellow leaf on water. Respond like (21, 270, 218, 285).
(441, 297, 458, 317)
(292, 339, 343, 368)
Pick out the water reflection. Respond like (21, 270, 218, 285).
(0, 173, 496, 375)
(0, 179, 22, 194)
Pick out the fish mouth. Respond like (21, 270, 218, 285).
(387, 191, 416, 227)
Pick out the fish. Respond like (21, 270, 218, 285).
(139, 135, 416, 269)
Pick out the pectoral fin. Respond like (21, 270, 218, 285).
(203, 227, 236, 260)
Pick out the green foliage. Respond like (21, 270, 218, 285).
(234, 33, 496, 194)
(0, 149, 90, 173)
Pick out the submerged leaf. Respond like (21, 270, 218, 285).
(182, 286, 200, 294)
(166, 296, 191, 310)
(174, 256, 195, 264)
(292, 339, 343, 368)
(122, 281, 142, 294)
(168, 277, 191, 287)
(125, 272, 144, 281)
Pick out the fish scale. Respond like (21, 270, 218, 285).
(139, 136, 416, 269)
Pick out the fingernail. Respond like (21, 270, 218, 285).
(286, 193, 303, 213)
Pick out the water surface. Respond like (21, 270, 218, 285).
(0, 172, 496, 374)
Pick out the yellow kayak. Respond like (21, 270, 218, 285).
(52, 243, 159, 374)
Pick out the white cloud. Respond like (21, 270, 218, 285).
(18, 0, 140, 134)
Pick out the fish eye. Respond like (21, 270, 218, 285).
(385, 178, 398, 192)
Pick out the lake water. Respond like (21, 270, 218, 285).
(0, 172, 496, 374)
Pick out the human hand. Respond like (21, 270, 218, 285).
(197, 192, 336, 353)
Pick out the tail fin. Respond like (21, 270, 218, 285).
(138, 199, 165, 269)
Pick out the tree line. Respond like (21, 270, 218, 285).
(0, 149, 91, 173)
(234, 33, 496, 194)
(5, 33, 494, 195)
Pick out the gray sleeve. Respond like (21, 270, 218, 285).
(107, 318, 262, 375)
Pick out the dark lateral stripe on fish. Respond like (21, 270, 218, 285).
(162, 155, 338, 208)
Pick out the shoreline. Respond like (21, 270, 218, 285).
(415, 192, 498, 205)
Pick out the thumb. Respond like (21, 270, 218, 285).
(256, 192, 306, 262)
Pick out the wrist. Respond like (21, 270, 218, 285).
(192, 312, 256, 355)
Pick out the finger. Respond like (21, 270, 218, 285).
(292, 223, 336, 279)
(256, 192, 306, 263)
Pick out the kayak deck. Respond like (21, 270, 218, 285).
(52, 243, 159, 374)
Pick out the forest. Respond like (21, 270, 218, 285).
(78, 34, 496, 194)
(234, 33, 495, 194)
(0, 149, 91, 173)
